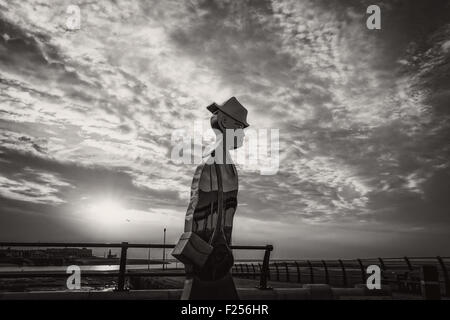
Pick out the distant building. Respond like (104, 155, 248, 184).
(0, 248, 26, 258)
(0, 247, 93, 259)
(45, 248, 93, 258)
(107, 249, 117, 259)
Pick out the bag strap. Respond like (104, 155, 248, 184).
(214, 161, 224, 231)
(208, 159, 225, 245)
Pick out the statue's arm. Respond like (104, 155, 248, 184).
(184, 164, 204, 232)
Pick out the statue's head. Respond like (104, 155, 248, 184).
(210, 111, 245, 149)
(207, 97, 249, 150)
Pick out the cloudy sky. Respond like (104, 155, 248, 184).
(0, 0, 449, 259)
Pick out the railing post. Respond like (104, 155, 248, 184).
(404, 256, 413, 271)
(117, 242, 128, 291)
(245, 264, 250, 278)
(437, 256, 450, 297)
(285, 262, 290, 282)
(357, 259, 366, 284)
(251, 263, 256, 279)
(378, 257, 386, 271)
(307, 260, 314, 284)
(378, 257, 387, 285)
(338, 259, 347, 287)
(258, 245, 273, 290)
(403, 256, 414, 292)
(322, 260, 329, 284)
(295, 261, 301, 283)
(274, 262, 280, 281)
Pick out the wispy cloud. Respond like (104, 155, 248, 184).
(0, 0, 449, 256)
(0, 168, 71, 204)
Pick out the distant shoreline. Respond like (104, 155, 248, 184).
(0, 257, 169, 267)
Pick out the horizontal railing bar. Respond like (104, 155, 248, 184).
(292, 257, 450, 262)
(230, 245, 270, 250)
(127, 272, 260, 277)
(1, 242, 445, 259)
(0, 242, 172, 248)
(0, 272, 120, 278)
(125, 272, 185, 277)
(0, 271, 261, 278)
(0, 242, 270, 250)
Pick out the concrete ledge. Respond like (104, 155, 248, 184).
(304, 284, 333, 300)
(1, 288, 307, 300)
(0, 285, 392, 300)
(0, 289, 181, 300)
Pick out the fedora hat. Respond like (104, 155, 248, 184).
(207, 96, 249, 128)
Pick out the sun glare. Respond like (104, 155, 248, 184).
(87, 198, 127, 226)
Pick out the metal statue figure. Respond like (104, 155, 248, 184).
(173, 97, 249, 300)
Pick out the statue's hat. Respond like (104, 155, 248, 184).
(207, 96, 249, 128)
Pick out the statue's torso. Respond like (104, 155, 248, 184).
(184, 160, 238, 245)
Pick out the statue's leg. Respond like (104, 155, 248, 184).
(181, 277, 196, 300)
(181, 272, 239, 300)
(181, 264, 195, 300)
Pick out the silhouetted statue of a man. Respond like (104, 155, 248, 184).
(173, 97, 249, 300)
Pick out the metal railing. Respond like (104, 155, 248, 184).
(2, 243, 448, 296)
(0, 242, 273, 291)
(233, 256, 450, 296)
